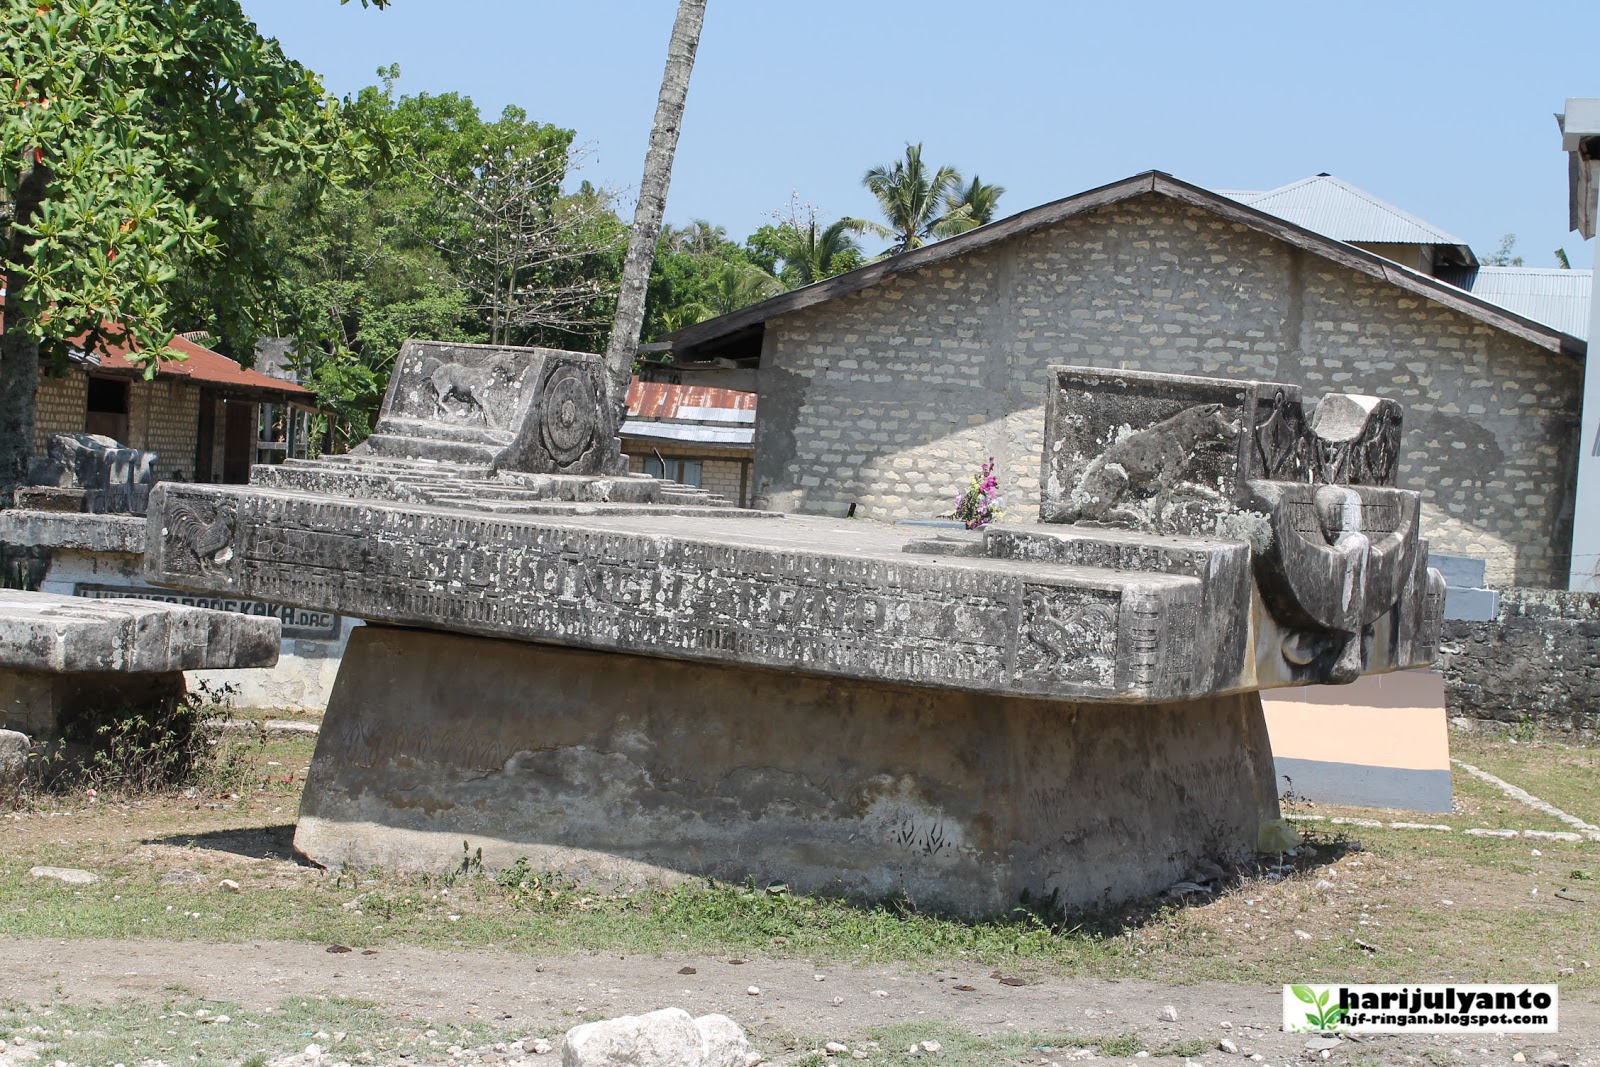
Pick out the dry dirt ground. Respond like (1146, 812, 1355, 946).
(3, 938, 1597, 1066)
(2, 728, 1599, 1065)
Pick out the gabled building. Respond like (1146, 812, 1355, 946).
(667, 170, 1584, 588)
(31, 332, 316, 484)
(1220, 173, 1478, 276)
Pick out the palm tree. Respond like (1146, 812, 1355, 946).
(952, 175, 1006, 227)
(842, 144, 1001, 258)
(604, 0, 707, 414)
(681, 262, 783, 321)
(775, 218, 861, 287)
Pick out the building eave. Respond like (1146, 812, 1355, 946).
(670, 170, 1585, 363)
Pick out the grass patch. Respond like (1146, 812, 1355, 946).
(1452, 730, 1600, 827)
(0, 994, 521, 1067)
(851, 1021, 1154, 1066)
(4, 725, 1600, 994)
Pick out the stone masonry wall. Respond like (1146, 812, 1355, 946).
(129, 378, 199, 481)
(752, 193, 1581, 588)
(32, 371, 201, 483)
(33, 371, 86, 456)
(1441, 590, 1600, 734)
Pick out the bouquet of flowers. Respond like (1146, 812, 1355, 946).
(953, 456, 1004, 529)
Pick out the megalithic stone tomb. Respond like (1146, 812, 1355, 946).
(144, 341, 1443, 917)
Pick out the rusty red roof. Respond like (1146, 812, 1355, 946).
(79, 331, 312, 399)
(626, 376, 756, 419)
(0, 296, 312, 400)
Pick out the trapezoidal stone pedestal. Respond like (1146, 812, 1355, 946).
(296, 625, 1280, 918)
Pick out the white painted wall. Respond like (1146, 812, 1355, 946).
(39, 549, 355, 712)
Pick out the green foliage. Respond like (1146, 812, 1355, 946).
(843, 143, 1005, 257)
(259, 68, 626, 440)
(1481, 233, 1524, 267)
(19, 681, 260, 800)
(0, 0, 345, 369)
(748, 217, 865, 289)
(641, 220, 777, 339)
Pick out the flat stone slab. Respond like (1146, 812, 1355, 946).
(0, 510, 145, 553)
(0, 589, 279, 674)
(146, 482, 1274, 703)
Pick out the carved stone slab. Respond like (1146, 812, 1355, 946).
(356, 341, 622, 475)
(148, 483, 1237, 704)
(27, 433, 157, 515)
(1039, 368, 1281, 535)
(1040, 367, 1405, 535)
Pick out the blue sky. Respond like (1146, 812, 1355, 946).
(246, 0, 1600, 269)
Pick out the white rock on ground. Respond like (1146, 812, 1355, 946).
(561, 1007, 757, 1067)
(28, 866, 97, 885)
(0, 729, 29, 790)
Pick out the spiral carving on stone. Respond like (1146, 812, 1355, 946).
(537, 362, 600, 468)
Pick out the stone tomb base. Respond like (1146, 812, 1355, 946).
(297, 626, 1281, 917)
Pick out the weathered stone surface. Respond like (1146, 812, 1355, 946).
(1442, 590, 1600, 735)
(148, 359, 1440, 913)
(27, 432, 157, 515)
(0, 589, 279, 674)
(1038, 367, 1440, 686)
(1039, 367, 1403, 533)
(295, 626, 1280, 917)
(0, 728, 28, 793)
(0, 509, 146, 554)
(29, 865, 97, 885)
(561, 1007, 752, 1067)
(150, 485, 1262, 703)
(357, 341, 625, 476)
(145, 369, 1440, 700)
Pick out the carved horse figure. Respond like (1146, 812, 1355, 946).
(1066, 403, 1239, 525)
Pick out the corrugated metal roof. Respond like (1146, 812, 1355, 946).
(620, 422, 755, 446)
(1222, 174, 1470, 249)
(625, 378, 756, 419)
(1437, 266, 1593, 339)
(623, 376, 757, 448)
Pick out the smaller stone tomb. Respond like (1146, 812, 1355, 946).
(0, 588, 279, 741)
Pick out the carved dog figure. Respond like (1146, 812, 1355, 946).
(424, 355, 517, 427)
(1067, 403, 1238, 524)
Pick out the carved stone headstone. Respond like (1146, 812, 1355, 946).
(1038, 366, 1440, 687)
(356, 340, 623, 476)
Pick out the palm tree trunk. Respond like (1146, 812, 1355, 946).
(603, 0, 706, 416)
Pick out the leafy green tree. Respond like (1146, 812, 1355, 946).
(0, 0, 351, 497)
(1482, 233, 1524, 267)
(843, 143, 1004, 257)
(640, 221, 776, 339)
(749, 217, 865, 288)
(952, 174, 1007, 227)
(257, 70, 625, 443)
